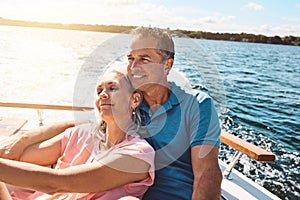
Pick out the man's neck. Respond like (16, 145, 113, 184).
(143, 83, 171, 114)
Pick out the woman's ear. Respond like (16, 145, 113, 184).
(131, 92, 142, 109)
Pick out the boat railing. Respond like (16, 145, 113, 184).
(0, 102, 94, 111)
(220, 130, 275, 179)
(0, 101, 94, 126)
(0, 101, 276, 179)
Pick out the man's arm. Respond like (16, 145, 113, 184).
(0, 121, 75, 160)
(191, 145, 223, 200)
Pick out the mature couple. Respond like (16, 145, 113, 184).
(0, 27, 222, 199)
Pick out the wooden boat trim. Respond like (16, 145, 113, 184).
(0, 102, 94, 111)
(220, 130, 275, 162)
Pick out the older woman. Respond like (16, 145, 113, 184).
(0, 68, 155, 200)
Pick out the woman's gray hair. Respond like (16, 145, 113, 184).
(91, 67, 145, 144)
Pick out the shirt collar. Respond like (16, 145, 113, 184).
(140, 82, 188, 114)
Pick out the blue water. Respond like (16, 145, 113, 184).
(0, 26, 299, 199)
(181, 39, 300, 200)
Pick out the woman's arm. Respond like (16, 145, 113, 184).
(19, 133, 63, 166)
(0, 121, 75, 160)
(0, 154, 150, 194)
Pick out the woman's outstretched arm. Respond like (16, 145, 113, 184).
(0, 153, 150, 194)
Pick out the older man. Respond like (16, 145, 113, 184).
(126, 27, 222, 199)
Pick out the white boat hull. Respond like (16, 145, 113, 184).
(220, 161, 280, 200)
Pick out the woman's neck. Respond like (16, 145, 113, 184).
(105, 121, 127, 146)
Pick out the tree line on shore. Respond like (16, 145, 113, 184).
(173, 29, 300, 46)
(1, 17, 299, 46)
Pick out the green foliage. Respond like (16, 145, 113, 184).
(0, 17, 299, 46)
(173, 29, 300, 46)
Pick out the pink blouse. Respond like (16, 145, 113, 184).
(11, 125, 155, 200)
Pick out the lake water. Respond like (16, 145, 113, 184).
(0, 25, 299, 199)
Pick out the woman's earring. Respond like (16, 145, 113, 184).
(132, 107, 138, 123)
(132, 107, 136, 116)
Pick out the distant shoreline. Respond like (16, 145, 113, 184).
(1, 17, 299, 46)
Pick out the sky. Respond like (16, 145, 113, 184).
(1, 0, 300, 37)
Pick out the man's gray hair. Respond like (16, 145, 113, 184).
(131, 26, 175, 59)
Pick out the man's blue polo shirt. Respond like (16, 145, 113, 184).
(141, 82, 221, 200)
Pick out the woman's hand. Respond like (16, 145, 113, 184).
(0, 132, 27, 160)
(0, 120, 77, 161)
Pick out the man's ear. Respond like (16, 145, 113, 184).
(164, 58, 173, 75)
(165, 58, 174, 68)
